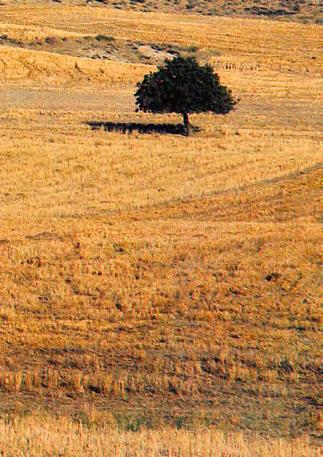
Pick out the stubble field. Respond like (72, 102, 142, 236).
(0, 4, 321, 456)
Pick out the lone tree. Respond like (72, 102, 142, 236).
(135, 56, 236, 135)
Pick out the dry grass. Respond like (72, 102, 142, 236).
(0, 415, 320, 457)
(0, 5, 321, 82)
(0, 46, 149, 85)
(0, 0, 321, 22)
(0, 2, 321, 452)
(1, 5, 321, 59)
(0, 23, 87, 41)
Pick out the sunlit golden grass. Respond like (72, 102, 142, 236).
(0, 103, 320, 436)
(0, 118, 320, 216)
(0, 415, 320, 457)
(0, 23, 87, 41)
(0, 3, 321, 452)
(1, 5, 321, 72)
(0, 46, 150, 85)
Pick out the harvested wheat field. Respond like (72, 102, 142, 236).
(0, 415, 321, 457)
(0, 2, 321, 455)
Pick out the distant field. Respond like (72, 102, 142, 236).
(0, 3, 321, 454)
(0, 0, 321, 22)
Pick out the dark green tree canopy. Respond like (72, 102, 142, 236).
(135, 56, 236, 134)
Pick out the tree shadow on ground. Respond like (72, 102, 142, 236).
(87, 121, 200, 136)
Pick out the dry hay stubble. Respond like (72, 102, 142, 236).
(0, 2, 321, 448)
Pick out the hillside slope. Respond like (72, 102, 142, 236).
(0, 0, 321, 22)
(0, 6, 321, 71)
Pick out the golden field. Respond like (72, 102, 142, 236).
(0, 415, 320, 457)
(0, 0, 321, 22)
(0, 3, 322, 455)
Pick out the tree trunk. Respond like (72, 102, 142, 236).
(183, 113, 192, 136)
